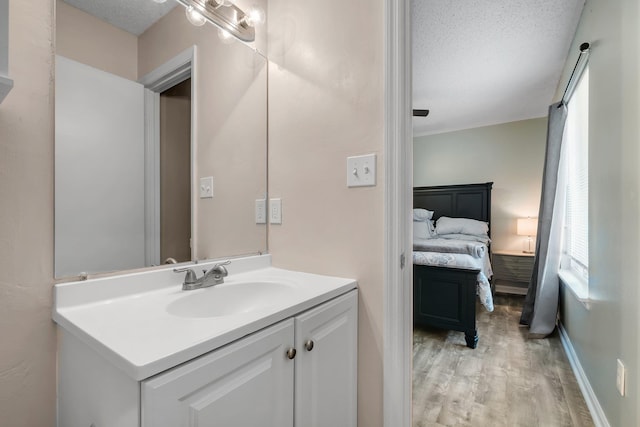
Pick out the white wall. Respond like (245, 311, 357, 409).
(414, 117, 547, 251)
(55, 56, 145, 277)
(558, 0, 640, 426)
(56, 0, 138, 80)
(267, 0, 384, 426)
(0, 0, 55, 425)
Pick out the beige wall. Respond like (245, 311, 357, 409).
(558, 0, 640, 426)
(0, 1, 55, 426)
(56, 0, 138, 81)
(414, 118, 547, 251)
(267, 0, 384, 426)
(139, 6, 268, 260)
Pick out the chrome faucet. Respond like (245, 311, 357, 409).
(174, 260, 231, 291)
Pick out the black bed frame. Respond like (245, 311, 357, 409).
(413, 182, 493, 349)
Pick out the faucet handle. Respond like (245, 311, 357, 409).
(173, 267, 198, 285)
(212, 260, 231, 269)
(212, 260, 231, 276)
(205, 260, 230, 280)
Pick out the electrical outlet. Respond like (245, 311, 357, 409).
(616, 359, 626, 396)
(255, 199, 266, 224)
(270, 198, 282, 224)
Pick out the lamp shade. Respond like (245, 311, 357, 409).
(517, 217, 538, 236)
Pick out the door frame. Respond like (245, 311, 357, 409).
(139, 46, 197, 266)
(383, 0, 412, 426)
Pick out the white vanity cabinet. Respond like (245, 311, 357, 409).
(294, 290, 358, 427)
(55, 259, 359, 427)
(141, 289, 358, 427)
(142, 319, 296, 427)
(58, 288, 358, 427)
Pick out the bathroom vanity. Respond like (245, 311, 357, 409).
(53, 255, 358, 427)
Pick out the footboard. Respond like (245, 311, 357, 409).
(413, 264, 480, 348)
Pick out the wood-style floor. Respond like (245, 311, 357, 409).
(412, 294, 594, 427)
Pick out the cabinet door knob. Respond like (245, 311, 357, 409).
(304, 340, 315, 351)
(286, 348, 297, 360)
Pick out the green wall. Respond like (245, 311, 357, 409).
(557, 1, 639, 426)
(414, 118, 547, 253)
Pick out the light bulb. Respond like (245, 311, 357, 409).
(185, 5, 206, 26)
(218, 28, 234, 43)
(244, 5, 265, 27)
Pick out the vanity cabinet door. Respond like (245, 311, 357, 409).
(294, 290, 358, 427)
(141, 319, 295, 427)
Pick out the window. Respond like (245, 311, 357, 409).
(560, 66, 589, 299)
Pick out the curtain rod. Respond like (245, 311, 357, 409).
(559, 42, 590, 107)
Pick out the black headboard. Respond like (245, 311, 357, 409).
(413, 182, 493, 225)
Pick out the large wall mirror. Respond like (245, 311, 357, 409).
(54, 0, 267, 278)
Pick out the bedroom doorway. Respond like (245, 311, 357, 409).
(403, 2, 593, 427)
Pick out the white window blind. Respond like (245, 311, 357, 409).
(563, 66, 589, 279)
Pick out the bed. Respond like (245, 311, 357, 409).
(413, 182, 493, 349)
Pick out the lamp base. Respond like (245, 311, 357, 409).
(522, 237, 535, 254)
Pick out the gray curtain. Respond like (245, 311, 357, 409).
(520, 102, 568, 336)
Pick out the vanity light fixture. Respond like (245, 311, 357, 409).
(185, 5, 207, 26)
(205, 0, 236, 9)
(152, 0, 168, 3)
(242, 5, 266, 27)
(176, 0, 258, 42)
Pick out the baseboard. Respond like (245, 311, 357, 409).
(558, 322, 611, 427)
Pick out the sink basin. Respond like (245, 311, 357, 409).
(166, 281, 295, 318)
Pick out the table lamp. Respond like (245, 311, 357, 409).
(517, 217, 538, 254)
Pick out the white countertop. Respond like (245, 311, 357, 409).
(53, 255, 357, 380)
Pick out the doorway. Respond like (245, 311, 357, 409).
(159, 79, 192, 263)
(140, 47, 196, 267)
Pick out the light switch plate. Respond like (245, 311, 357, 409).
(199, 176, 214, 198)
(255, 199, 266, 224)
(270, 198, 282, 224)
(347, 154, 376, 187)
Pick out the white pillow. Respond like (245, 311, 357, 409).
(413, 220, 435, 240)
(413, 208, 434, 222)
(435, 216, 489, 236)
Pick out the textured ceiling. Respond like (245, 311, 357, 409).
(412, 0, 585, 136)
(63, 0, 178, 36)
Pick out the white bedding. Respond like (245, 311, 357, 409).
(413, 237, 487, 258)
(413, 243, 494, 312)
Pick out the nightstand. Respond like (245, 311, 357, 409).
(491, 250, 535, 295)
